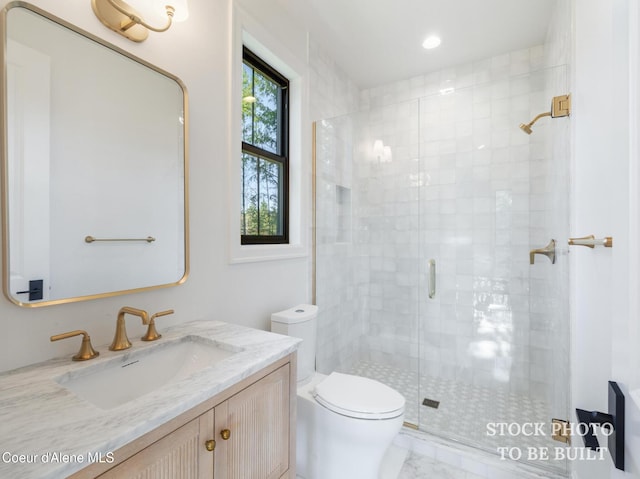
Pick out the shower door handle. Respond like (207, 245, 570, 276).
(428, 259, 436, 299)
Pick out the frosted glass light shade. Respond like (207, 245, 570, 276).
(372, 140, 384, 159)
(382, 146, 392, 162)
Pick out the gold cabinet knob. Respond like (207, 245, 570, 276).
(205, 439, 216, 452)
(220, 429, 231, 440)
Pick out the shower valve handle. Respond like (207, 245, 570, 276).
(529, 239, 556, 265)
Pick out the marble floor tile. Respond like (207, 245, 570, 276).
(390, 428, 568, 479)
(347, 360, 566, 474)
(398, 452, 468, 479)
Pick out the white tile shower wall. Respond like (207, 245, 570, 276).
(315, 116, 365, 373)
(355, 100, 421, 371)
(356, 45, 564, 399)
(309, 38, 362, 374)
(520, 0, 571, 422)
(309, 40, 360, 121)
(538, 0, 571, 421)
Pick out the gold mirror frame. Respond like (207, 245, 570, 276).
(0, 2, 190, 307)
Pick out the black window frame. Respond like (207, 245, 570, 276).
(241, 47, 290, 245)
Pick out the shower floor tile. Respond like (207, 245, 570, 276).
(347, 361, 567, 473)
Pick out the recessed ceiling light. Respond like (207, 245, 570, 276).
(422, 35, 441, 50)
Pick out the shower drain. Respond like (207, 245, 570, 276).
(422, 398, 440, 409)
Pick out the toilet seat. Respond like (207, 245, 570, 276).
(312, 372, 405, 420)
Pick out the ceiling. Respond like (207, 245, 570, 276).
(286, 0, 556, 89)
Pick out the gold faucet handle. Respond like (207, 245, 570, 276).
(142, 309, 174, 342)
(50, 330, 100, 361)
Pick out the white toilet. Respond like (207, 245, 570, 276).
(271, 305, 405, 479)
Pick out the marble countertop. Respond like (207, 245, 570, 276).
(0, 320, 300, 479)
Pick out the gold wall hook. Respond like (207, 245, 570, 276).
(50, 330, 100, 361)
(142, 309, 174, 341)
(530, 239, 556, 264)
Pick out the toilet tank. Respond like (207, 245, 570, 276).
(271, 305, 318, 383)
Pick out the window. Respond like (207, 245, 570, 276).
(241, 47, 289, 244)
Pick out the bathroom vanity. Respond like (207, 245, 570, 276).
(0, 321, 299, 479)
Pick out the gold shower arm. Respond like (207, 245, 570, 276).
(526, 112, 551, 128)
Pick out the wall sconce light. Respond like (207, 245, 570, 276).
(92, 0, 189, 42)
(382, 146, 392, 162)
(372, 140, 392, 163)
(372, 140, 384, 159)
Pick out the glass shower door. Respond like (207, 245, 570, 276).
(314, 99, 423, 427)
(416, 66, 570, 475)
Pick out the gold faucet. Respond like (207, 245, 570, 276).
(109, 307, 150, 351)
(142, 309, 174, 341)
(529, 239, 556, 264)
(51, 330, 100, 361)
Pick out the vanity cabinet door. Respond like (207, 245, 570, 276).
(98, 410, 215, 479)
(214, 364, 290, 479)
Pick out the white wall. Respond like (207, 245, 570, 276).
(572, 0, 640, 477)
(0, 0, 311, 372)
(310, 35, 365, 376)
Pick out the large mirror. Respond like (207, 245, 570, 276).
(1, 2, 189, 307)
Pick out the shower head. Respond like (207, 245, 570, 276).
(519, 122, 534, 135)
(519, 94, 571, 135)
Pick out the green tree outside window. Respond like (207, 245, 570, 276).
(241, 48, 289, 244)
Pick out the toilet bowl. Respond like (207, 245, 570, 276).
(271, 305, 405, 479)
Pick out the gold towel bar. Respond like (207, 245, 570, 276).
(85, 235, 156, 243)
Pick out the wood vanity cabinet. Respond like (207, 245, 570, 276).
(213, 364, 290, 478)
(71, 355, 295, 479)
(97, 412, 215, 478)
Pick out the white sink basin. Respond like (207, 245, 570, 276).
(55, 336, 239, 410)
